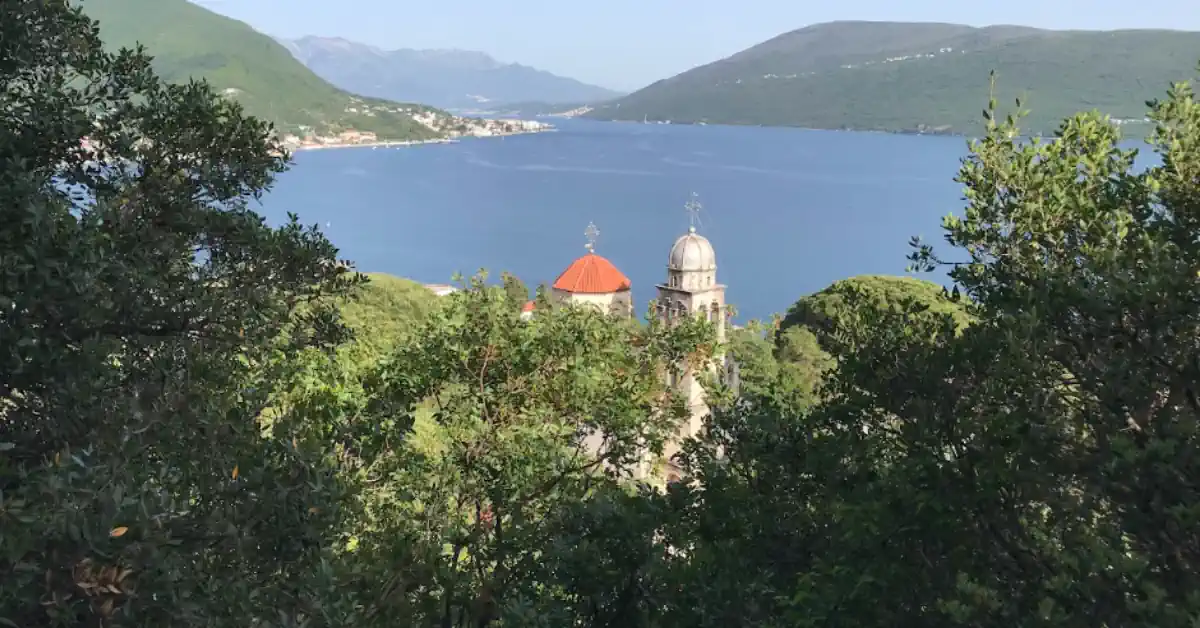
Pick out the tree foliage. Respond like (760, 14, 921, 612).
(313, 277, 714, 627)
(723, 275, 965, 415)
(500, 271, 530, 309)
(649, 66, 1200, 627)
(0, 1, 360, 624)
(336, 273, 442, 359)
(10, 3, 1200, 626)
(723, 320, 830, 413)
(780, 274, 973, 350)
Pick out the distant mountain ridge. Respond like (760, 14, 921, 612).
(278, 36, 622, 111)
(82, 0, 446, 141)
(585, 21, 1200, 135)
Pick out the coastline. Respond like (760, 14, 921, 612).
(586, 116, 969, 138)
(287, 126, 557, 152)
(580, 116, 1154, 141)
(291, 137, 458, 152)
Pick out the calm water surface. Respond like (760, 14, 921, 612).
(252, 119, 973, 322)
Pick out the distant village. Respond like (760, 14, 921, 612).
(279, 104, 554, 151)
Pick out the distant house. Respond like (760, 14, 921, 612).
(336, 130, 377, 144)
(424, 284, 458, 297)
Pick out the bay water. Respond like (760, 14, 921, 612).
(252, 118, 978, 323)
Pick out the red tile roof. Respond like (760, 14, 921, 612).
(552, 253, 632, 294)
(522, 300, 536, 313)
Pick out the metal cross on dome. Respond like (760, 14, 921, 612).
(584, 222, 600, 252)
(684, 192, 704, 232)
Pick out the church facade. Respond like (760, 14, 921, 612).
(524, 213, 734, 483)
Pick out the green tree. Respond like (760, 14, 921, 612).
(316, 278, 713, 627)
(0, 1, 359, 624)
(601, 68, 1200, 627)
(500, 271, 530, 308)
(337, 273, 443, 360)
(780, 274, 973, 352)
(890, 76, 1200, 625)
(726, 275, 967, 415)
(722, 318, 830, 413)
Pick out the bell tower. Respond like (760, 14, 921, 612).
(655, 194, 727, 480)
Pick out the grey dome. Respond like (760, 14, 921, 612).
(668, 228, 716, 271)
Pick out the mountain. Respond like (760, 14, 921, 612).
(81, 0, 446, 141)
(584, 21, 1200, 135)
(472, 101, 594, 117)
(277, 36, 621, 111)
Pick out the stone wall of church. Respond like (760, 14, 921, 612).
(665, 269, 717, 292)
(552, 288, 634, 317)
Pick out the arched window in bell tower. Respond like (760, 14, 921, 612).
(710, 301, 721, 324)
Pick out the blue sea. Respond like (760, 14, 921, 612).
(251, 118, 977, 323)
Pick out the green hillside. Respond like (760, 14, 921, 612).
(586, 21, 1200, 136)
(337, 273, 442, 359)
(82, 0, 444, 140)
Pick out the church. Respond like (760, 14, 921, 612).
(521, 196, 736, 483)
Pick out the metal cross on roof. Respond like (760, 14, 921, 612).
(684, 192, 703, 232)
(584, 222, 600, 252)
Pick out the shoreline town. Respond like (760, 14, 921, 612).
(280, 112, 555, 152)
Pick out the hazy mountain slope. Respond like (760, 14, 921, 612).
(82, 0, 444, 140)
(477, 101, 594, 116)
(585, 21, 1200, 135)
(279, 36, 621, 111)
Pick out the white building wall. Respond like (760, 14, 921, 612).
(551, 288, 634, 318)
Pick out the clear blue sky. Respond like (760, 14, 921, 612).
(196, 0, 1199, 92)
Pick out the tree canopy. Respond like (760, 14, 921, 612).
(6, 2, 1200, 625)
(1, 0, 359, 624)
(780, 274, 974, 348)
(649, 71, 1200, 626)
